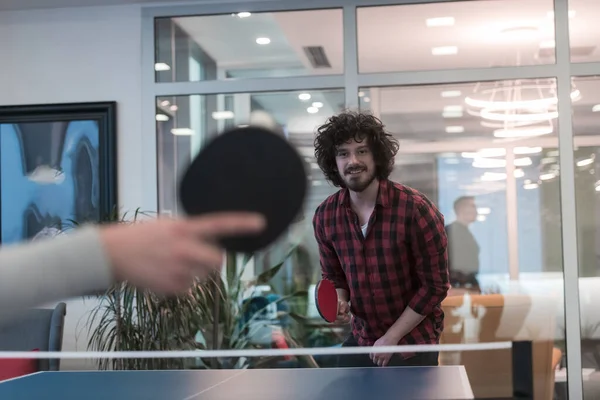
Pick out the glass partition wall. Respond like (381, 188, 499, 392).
(142, 0, 600, 398)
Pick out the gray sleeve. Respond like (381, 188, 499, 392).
(0, 225, 114, 322)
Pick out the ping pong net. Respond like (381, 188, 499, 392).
(0, 341, 539, 399)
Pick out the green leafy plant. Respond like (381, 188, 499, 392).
(71, 208, 215, 370)
(69, 208, 307, 370)
(194, 245, 309, 369)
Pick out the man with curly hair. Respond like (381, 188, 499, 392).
(312, 111, 450, 368)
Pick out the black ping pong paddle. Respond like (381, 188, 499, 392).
(178, 125, 307, 254)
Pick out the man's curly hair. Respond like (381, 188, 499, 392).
(314, 111, 399, 188)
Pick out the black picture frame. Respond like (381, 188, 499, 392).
(0, 101, 117, 244)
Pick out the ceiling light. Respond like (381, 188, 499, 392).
(477, 215, 487, 222)
(592, 104, 600, 112)
(461, 148, 505, 158)
(540, 172, 557, 180)
(426, 17, 455, 27)
(298, 93, 311, 101)
(312, 102, 323, 108)
(160, 100, 170, 107)
(514, 169, 525, 178)
(577, 157, 594, 167)
(307, 106, 319, 114)
(514, 157, 532, 167)
(432, 46, 458, 56)
(154, 62, 171, 71)
(477, 207, 491, 215)
(212, 111, 235, 120)
(256, 37, 271, 45)
(442, 105, 463, 118)
(358, 91, 365, 97)
(155, 114, 169, 122)
(445, 126, 464, 133)
(171, 128, 194, 136)
(441, 90, 461, 98)
(480, 172, 506, 181)
(169, 105, 178, 112)
(523, 180, 539, 190)
(472, 158, 505, 168)
(237, 12, 251, 18)
(363, 97, 371, 102)
(514, 146, 542, 155)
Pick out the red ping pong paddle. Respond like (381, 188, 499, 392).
(315, 279, 339, 323)
(179, 125, 307, 254)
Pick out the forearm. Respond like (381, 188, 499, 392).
(386, 306, 426, 342)
(0, 226, 114, 324)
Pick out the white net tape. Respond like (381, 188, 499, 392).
(0, 342, 512, 359)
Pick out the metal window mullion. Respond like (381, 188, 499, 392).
(571, 62, 600, 77)
(152, 75, 346, 97)
(357, 64, 560, 88)
(554, 1, 583, 399)
(343, 5, 359, 109)
(141, 10, 159, 214)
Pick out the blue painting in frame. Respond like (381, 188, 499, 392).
(0, 102, 117, 244)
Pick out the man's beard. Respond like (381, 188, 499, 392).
(343, 169, 376, 192)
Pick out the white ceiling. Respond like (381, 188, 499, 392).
(173, 0, 600, 75)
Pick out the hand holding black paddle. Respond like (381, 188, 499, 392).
(178, 123, 308, 254)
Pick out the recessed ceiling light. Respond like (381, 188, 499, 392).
(171, 128, 194, 136)
(358, 91, 365, 97)
(307, 107, 319, 114)
(432, 46, 458, 56)
(593, 104, 600, 112)
(298, 93, 311, 101)
(154, 63, 171, 71)
(363, 97, 371, 103)
(441, 90, 461, 98)
(169, 105, 178, 112)
(426, 17, 455, 27)
(160, 100, 170, 107)
(445, 126, 464, 133)
(212, 111, 235, 120)
(442, 105, 463, 118)
(237, 12, 251, 18)
(256, 37, 271, 45)
(155, 114, 169, 122)
(312, 102, 323, 108)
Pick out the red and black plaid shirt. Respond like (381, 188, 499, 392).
(313, 179, 450, 357)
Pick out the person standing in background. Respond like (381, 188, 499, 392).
(445, 196, 480, 289)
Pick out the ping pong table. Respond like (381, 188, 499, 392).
(0, 365, 474, 399)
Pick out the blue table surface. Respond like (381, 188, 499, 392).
(0, 366, 474, 400)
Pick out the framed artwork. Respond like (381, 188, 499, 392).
(0, 102, 117, 244)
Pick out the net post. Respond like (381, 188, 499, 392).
(511, 340, 534, 399)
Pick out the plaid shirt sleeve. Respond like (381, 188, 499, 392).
(313, 209, 350, 293)
(407, 198, 450, 316)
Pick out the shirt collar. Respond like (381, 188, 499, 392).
(340, 179, 392, 209)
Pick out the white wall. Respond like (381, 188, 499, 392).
(0, 4, 144, 370)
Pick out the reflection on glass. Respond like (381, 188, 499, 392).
(357, 80, 564, 398)
(357, 0, 555, 73)
(571, 75, 600, 400)
(569, 0, 600, 63)
(154, 9, 343, 82)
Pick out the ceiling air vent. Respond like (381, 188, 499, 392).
(303, 46, 331, 68)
